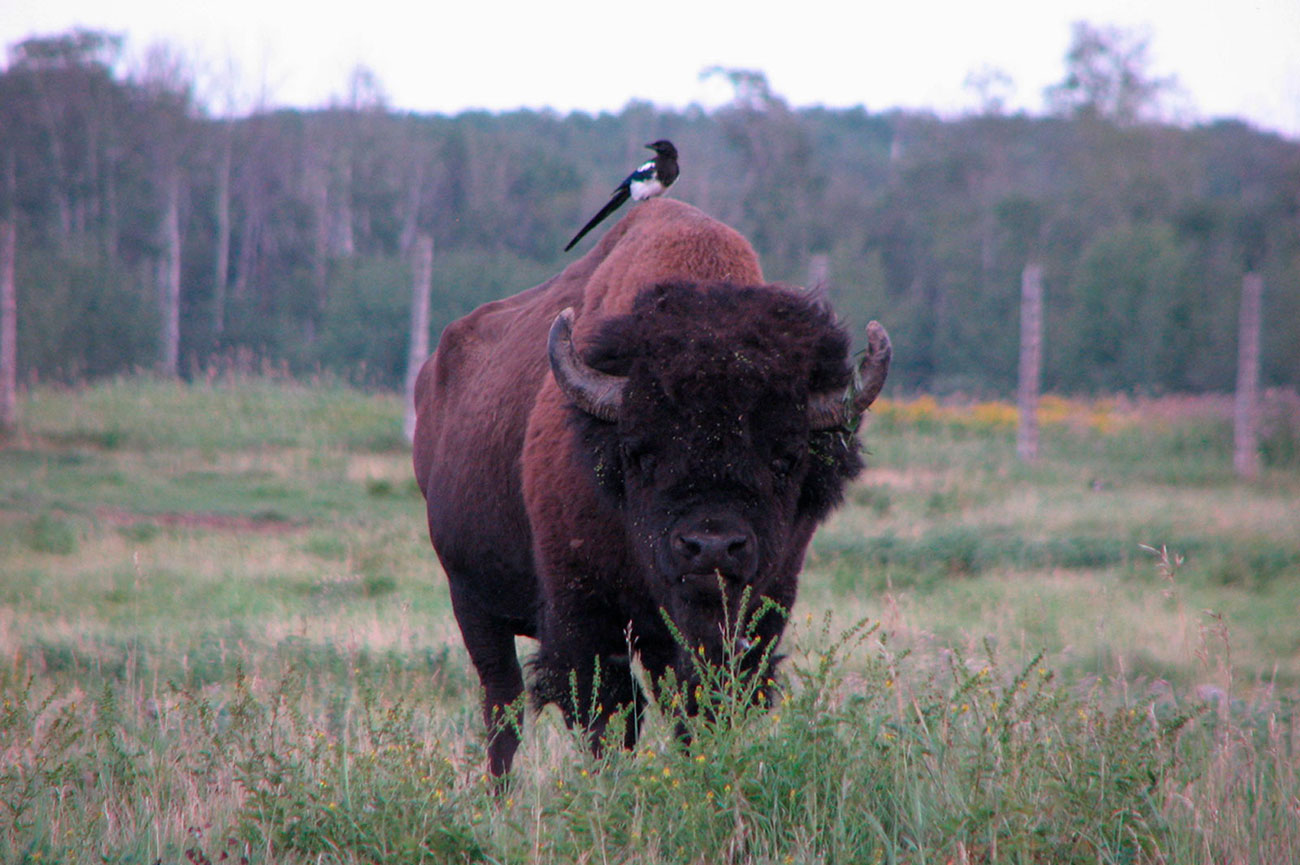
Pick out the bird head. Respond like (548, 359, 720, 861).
(646, 140, 678, 158)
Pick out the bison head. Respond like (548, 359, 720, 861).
(548, 283, 890, 666)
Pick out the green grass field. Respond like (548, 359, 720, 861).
(2, 377, 1298, 864)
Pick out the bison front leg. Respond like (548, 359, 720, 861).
(639, 595, 788, 740)
(531, 639, 645, 757)
(480, 667, 526, 777)
(449, 584, 527, 776)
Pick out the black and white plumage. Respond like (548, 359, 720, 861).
(564, 140, 679, 252)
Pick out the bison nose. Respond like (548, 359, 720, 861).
(671, 521, 756, 578)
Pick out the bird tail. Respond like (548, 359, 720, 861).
(564, 188, 631, 251)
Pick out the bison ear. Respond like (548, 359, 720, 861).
(548, 308, 628, 423)
(807, 320, 891, 430)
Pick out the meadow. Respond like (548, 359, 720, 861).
(2, 376, 1298, 864)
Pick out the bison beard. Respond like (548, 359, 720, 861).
(413, 202, 889, 775)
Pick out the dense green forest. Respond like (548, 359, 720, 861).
(2, 27, 1298, 394)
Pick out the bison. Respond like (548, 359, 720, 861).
(412, 198, 890, 774)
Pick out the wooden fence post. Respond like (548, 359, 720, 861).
(1233, 271, 1263, 479)
(158, 167, 182, 377)
(1016, 261, 1043, 463)
(0, 219, 16, 432)
(807, 253, 830, 293)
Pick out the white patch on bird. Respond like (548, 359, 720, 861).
(629, 177, 665, 201)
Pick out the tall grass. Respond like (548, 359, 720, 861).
(3, 607, 1295, 863)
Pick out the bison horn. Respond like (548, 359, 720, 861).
(807, 320, 892, 431)
(548, 308, 627, 422)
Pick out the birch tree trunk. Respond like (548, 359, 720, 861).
(213, 125, 232, 337)
(403, 234, 434, 443)
(335, 160, 355, 258)
(0, 218, 17, 431)
(1233, 271, 1263, 479)
(103, 143, 120, 261)
(1016, 261, 1043, 463)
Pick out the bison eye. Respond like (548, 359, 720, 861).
(623, 445, 656, 476)
(771, 453, 798, 477)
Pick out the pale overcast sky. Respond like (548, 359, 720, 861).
(2, 0, 1298, 137)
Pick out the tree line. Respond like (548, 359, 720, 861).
(1, 26, 1297, 395)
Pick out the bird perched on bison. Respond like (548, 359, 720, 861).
(413, 198, 890, 774)
(564, 139, 679, 251)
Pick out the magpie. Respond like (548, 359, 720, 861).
(564, 139, 679, 251)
